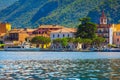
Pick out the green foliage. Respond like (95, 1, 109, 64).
(53, 38, 68, 47)
(88, 0, 120, 24)
(0, 44, 5, 48)
(1, 0, 120, 28)
(108, 44, 116, 48)
(92, 36, 105, 47)
(53, 38, 61, 44)
(73, 37, 82, 44)
(0, 0, 17, 11)
(81, 38, 92, 45)
(31, 36, 51, 44)
(61, 38, 68, 47)
(76, 17, 97, 39)
(67, 37, 74, 43)
(0, 0, 104, 28)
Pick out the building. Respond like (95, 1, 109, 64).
(32, 25, 63, 37)
(97, 11, 113, 44)
(113, 24, 120, 47)
(26, 25, 64, 48)
(50, 27, 82, 50)
(0, 22, 11, 34)
(0, 33, 6, 43)
(5, 29, 29, 45)
(50, 27, 76, 40)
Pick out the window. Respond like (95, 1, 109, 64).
(63, 34, 65, 37)
(117, 38, 119, 42)
(116, 32, 120, 36)
(68, 34, 69, 37)
(58, 34, 59, 38)
(53, 34, 55, 38)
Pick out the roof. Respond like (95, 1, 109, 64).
(51, 27, 77, 33)
(9, 29, 26, 33)
(9, 28, 35, 33)
(23, 28, 36, 32)
(38, 25, 64, 28)
(101, 10, 107, 18)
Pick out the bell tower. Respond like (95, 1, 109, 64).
(100, 11, 107, 24)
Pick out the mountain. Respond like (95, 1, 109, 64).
(0, 0, 18, 11)
(87, 0, 120, 24)
(0, 0, 119, 28)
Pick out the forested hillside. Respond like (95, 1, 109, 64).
(0, 0, 17, 11)
(0, 0, 119, 28)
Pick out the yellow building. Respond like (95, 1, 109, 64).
(112, 24, 120, 47)
(0, 22, 11, 34)
(3, 29, 29, 46)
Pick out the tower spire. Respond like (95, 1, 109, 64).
(100, 10, 107, 24)
(101, 10, 106, 18)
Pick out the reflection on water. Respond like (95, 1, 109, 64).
(0, 59, 120, 80)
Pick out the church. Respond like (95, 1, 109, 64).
(97, 11, 114, 45)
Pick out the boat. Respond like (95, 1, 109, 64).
(4, 43, 40, 51)
(108, 48, 120, 52)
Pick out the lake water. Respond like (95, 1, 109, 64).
(0, 51, 120, 80)
(0, 51, 120, 60)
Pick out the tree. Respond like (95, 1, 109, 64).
(53, 38, 61, 44)
(73, 37, 82, 44)
(76, 17, 97, 39)
(82, 38, 92, 49)
(61, 38, 68, 48)
(67, 37, 74, 43)
(92, 36, 105, 48)
(31, 36, 51, 48)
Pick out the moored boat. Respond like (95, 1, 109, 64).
(4, 42, 40, 51)
(4, 46, 40, 51)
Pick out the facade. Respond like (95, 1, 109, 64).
(50, 27, 82, 50)
(32, 25, 63, 37)
(27, 25, 64, 48)
(0, 22, 11, 34)
(97, 11, 113, 44)
(50, 28, 76, 40)
(0, 33, 5, 43)
(5, 29, 29, 45)
(113, 24, 120, 47)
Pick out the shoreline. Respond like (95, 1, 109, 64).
(1, 48, 120, 52)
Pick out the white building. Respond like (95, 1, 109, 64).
(50, 28, 76, 40)
(50, 28, 82, 50)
